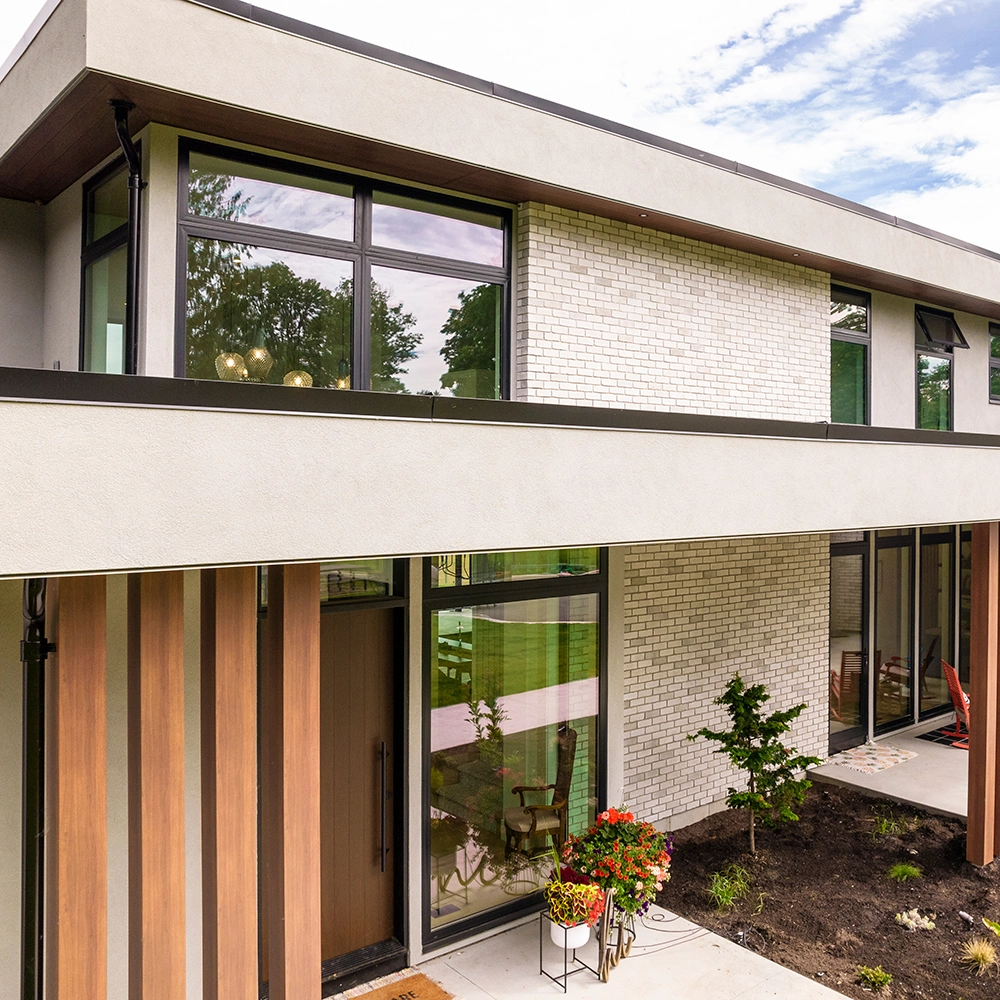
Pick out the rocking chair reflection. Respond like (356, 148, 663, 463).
(503, 725, 577, 856)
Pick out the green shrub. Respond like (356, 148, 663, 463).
(887, 862, 922, 883)
(706, 864, 752, 912)
(856, 965, 893, 991)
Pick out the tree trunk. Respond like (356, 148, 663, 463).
(749, 810, 755, 854)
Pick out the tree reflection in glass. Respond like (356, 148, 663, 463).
(371, 267, 500, 397)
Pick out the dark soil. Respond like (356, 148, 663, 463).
(657, 784, 1000, 1000)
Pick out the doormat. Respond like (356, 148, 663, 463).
(916, 725, 968, 749)
(330, 970, 453, 1000)
(826, 743, 918, 773)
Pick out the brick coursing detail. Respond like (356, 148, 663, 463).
(515, 203, 831, 421)
(621, 535, 829, 827)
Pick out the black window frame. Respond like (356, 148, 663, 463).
(829, 284, 871, 426)
(79, 156, 131, 373)
(989, 323, 1000, 403)
(421, 548, 608, 947)
(914, 305, 960, 431)
(174, 138, 512, 397)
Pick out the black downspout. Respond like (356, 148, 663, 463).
(20, 579, 53, 1000)
(110, 100, 145, 376)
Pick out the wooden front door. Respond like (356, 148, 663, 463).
(319, 607, 397, 967)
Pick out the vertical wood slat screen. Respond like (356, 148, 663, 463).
(261, 564, 322, 1000)
(201, 566, 259, 1000)
(128, 572, 186, 1000)
(45, 576, 108, 1000)
(968, 522, 1000, 866)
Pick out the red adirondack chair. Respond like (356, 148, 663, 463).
(941, 661, 969, 748)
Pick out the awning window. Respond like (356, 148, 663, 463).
(916, 305, 969, 350)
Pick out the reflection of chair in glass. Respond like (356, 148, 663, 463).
(503, 725, 577, 855)
(941, 661, 970, 748)
(831, 651, 863, 724)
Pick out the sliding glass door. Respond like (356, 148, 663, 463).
(918, 526, 955, 717)
(874, 529, 914, 732)
(829, 533, 868, 751)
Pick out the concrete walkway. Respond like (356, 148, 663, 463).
(811, 718, 968, 818)
(420, 905, 844, 999)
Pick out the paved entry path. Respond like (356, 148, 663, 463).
(420, 904, 844, 999)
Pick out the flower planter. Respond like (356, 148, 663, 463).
(550, 920, 591, 950)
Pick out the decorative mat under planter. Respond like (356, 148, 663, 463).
(826, 743, 918, 773)
(329, 969, 452, 1000)
(916, 725, 969, 749)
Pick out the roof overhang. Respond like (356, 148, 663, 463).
(2, 0, 999, 319)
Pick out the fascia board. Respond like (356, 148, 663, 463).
(0, 0, 87, 191)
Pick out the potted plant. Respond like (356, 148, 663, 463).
(564, 807, 671, 919)
(544, 862, 605, 949)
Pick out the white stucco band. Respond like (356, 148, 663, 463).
(3, 398, 1000, 577)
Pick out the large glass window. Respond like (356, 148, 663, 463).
(918, 526, 954, 716)
(829, 531, 867, 750)
(916, 354, 951, 430)
(990, 325, 1000, 401)
(180, 142, 509, 396)
(830, 285, 869, 425)
(874, 529, 914, 730)
(426, 551, 603, 936)
(186, 239, 353, 387)
(430, 549, 601, 588)
(915, 305, 967, 430)
(81, 163, 129, 374)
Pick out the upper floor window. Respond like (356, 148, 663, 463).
(178, 141, 510, 396)
(830, 285, 869, 424)
(81, 161, 129, 374)
(990, 324, 1000, 402)
(915, 305, 968, 431)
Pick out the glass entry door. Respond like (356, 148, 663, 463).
(829, 534, 868, 751)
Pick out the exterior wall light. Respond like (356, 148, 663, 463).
(283, 370, 313, 387)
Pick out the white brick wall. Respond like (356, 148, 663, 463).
(515, 203, 831, 420)
(622, 534, 829, 829)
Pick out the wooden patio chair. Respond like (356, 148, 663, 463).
(941, 661, 970, 748)
(503, 725, 577, 855)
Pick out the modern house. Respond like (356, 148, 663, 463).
(1, 1, 999, 999)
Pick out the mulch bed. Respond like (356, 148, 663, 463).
(657, 784, 1000, 999)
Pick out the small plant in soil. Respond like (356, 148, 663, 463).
(895, 908, 935, 931)
(887, 862, 922, 882)
(705, 863, 751, 911)
(689, 674, 822, 853)
(856, 964, 893, 991)
(984, 917, 1000, 938)
(958, 937, 998, 977)
(870, 805, 916, 839)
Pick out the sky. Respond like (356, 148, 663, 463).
(3, 0, 1000, 251)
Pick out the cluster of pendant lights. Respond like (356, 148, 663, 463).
(214, 346, 315, 387)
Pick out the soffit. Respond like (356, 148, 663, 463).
(1, 69, 999, 321)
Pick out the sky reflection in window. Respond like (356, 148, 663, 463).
(372, 192, 503, 266)
(188, 153, 354, 242)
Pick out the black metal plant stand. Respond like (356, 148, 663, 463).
(538, 913, 600, 992)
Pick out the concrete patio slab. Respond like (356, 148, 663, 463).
(419, 905, 844, 1000)
(811, 719, 968, 818)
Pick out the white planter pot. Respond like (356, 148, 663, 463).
(550, 920, 591, 949)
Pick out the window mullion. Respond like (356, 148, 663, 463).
(357, 185, 373, 391)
